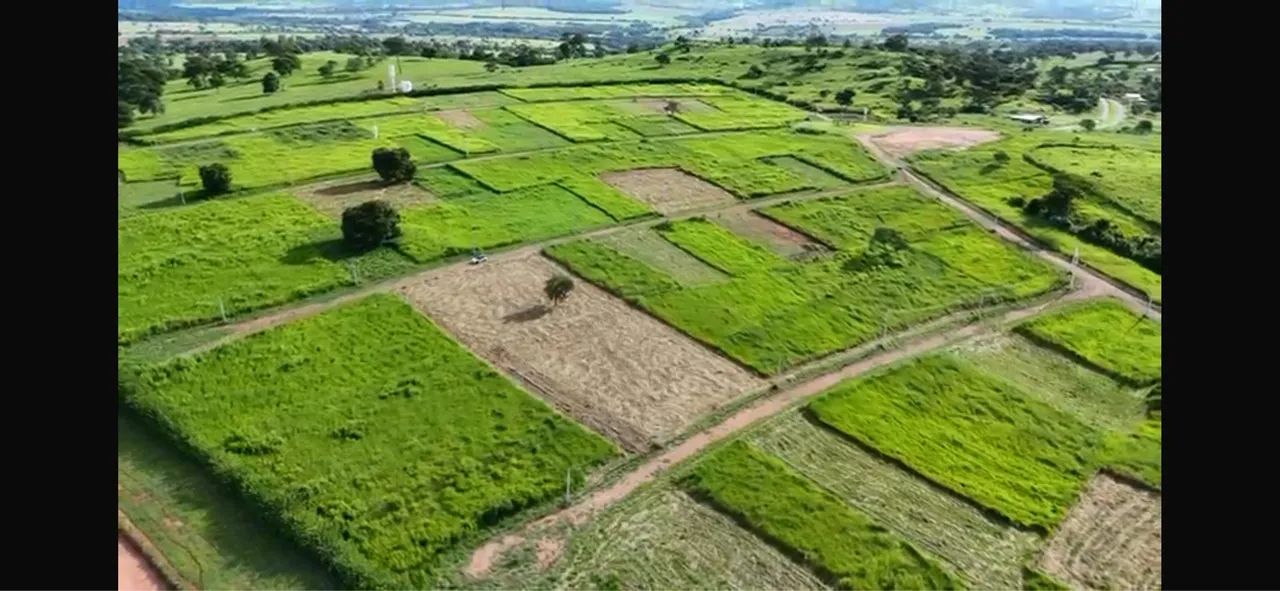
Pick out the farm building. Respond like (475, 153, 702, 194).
(1009, 114, 1050, 125)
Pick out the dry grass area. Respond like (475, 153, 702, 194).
(436, 109, 486, 130)
(869, 127, 1002, 158)
(600, 168, 737, 215)
(291, 175, 436, 218)
(1038, 473, 1161, 590)
(397, 253, 764, 452)
(711, 209, 827, 259)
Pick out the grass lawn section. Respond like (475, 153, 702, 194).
(119, 410, 338, 590)
(1098, 417, 1161, 489)
(680, 441, 962, 590)
(144, 96, 423, 143)
(910, 132, 1162, 302)
(396, 184, 613, 262)
(117, 194, 352, 344)
(418, 108, 568, 154)
(808, 355, 1102, 530)
(1029, 144, 1161, 226)
(557, 175, 655, 221)
(1015, 298, 1161, 386)
(656, 218, 787, 276)
(499, 83, 732, 102)
(673, 94, 808, 131)
(121, 295, 616, 589)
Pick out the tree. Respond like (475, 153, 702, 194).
(382, 36, 410, 56)
(341, 200, 402, 251)
(883, 34, 909, 52)
(262, 71, 280, 94)
(993, 151, 1010, 164)
(371, 147, 416, 183)
(544, 274, 575, 306)
(663, 100, 680, 115)
(743, 64, 764, 79)
(835, 88, 857, 106)
(198, 163, 232, 194)
(345, 56, 366, 72)
(1080, 118, 1096, 131)
(1134, 119, 1154, 134)
(654, 52, 671, 67)
(271, 54, 301, 77)
(118, 101, 135, 129)
(318, 60, 337, 78)
(484, 60, 499, 73)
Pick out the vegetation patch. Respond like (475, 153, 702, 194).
(680, 441, 962, 590)
(808, 355, 1101, 530)
(269, 120, 372, 143)
(1015, 298, 1161, 386)
(120, 295, 616, 589)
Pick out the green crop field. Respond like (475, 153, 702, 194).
(808, 355, 1101, 530)
(548, 184, 1064, 374)
(680, 441, 962, 590)
(749, 412, 1040, 589)
(117, 193, 354, 344)
(120, 295, 616, 589)
(910, 131, 1162, 302)
(1015, 298, 1162, 386)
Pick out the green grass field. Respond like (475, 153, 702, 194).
(1028, 144, 1162, 226)
(548, 185, 1064, 374)
(808, 355, 1101, 530)
(117, 193, 354, 344)
(910, 131, 1162, 302)
(680, 441, 962, 590)
(1015, 298, 1162, 386)
(120, 295, 616, 589)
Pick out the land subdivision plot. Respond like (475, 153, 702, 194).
(398, 252, 764, 452)
(619, 97, 717, 115)
(710, 209, 827, 259)
(600, 168, 737, 215)
(1037, 473, 1161, 590)
(870, 127, 1002, 159)
(292, 175, 437, 218)
(436, 109, 487, 130)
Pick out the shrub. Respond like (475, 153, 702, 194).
(1080, 118, 1097, 131)
(371, 147, 416, 183)
(993, 151, 1010, 164)
(198, 163, 232, 194)
(545, 274, 575, 305)
(262, 71, 280, 94)
(341, 200, 402, 251)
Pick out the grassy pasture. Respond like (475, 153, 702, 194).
(418, 108, 569, 154)
(499, 82, 732, 102)
(120, 295, 616, 589)
(548, 184, 1064, 374)
(117, 193, 353, 344)
(1015, 298, 1161, 386)
(679, 441, 962, 590)
(808, 355, 1101, 530)
(1028, 144, 1161, 226)
(909, 131, 1163, 302)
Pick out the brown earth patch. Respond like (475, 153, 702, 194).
(870, 126, 1002, 158)
(292, 175, 437, 218)
(711, 209, 827, 260)
(600, 168, 737, 215)
(435, 109, 486, 130)
(1038, 473, 1161, 590)
(118, 534, 169, 591)
(535, 537, 564, 571)
(397, 252, 764, 452)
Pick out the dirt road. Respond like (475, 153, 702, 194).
(118, 534, 168, 591)
(464, 286, 1095, 578)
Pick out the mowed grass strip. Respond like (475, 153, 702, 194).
(1015, 298, 1161, 386)
(679, 441, 962, 590)
(120, 295, 616, 589)
(117, 194, 352, 344)
(808, 355, 1101, 530)
(655, 218, 787, 276)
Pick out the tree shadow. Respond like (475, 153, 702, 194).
(137, 189, 215, 211)
(316, 179, 386, 197)
(292, 74, 361, 87)
(979, 163, 1000, 175)
(282, 238, 365, 265)
(502, 304, 551, 324)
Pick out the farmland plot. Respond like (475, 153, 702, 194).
(1037, 474, 1161, 591)
(120, 295, 616, 589)
(292, 175, 437, 218)
(549, 184, 1064, 374)
(1029, 144, 1161, 225)
(398, 253, 764, 451)
(1015, 298, 1162, 386)
(600, 168, 736, 215)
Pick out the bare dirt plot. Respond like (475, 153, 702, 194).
(711, 209, 827, 260)
(1038, 473, 1161, 590)
(118, 534, 168, 591)
(600, 168, 737, 215)
(436, 109, 486, 130)
(398, 253, 764, 452)
(870, 127, 1002, 159)
(291, 175, 437, 218)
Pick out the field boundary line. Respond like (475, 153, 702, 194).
(119, 510, 197, 591)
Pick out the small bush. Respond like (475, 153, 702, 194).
(341, 200, 402, 251)
(198, 163, 232, 194)
(371, 147, 416, 183)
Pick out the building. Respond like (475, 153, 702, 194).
(1009, 113, 1049, 125)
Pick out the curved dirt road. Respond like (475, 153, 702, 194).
(118, 534, 168, 591)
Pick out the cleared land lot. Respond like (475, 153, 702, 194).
(1038, 473, 1161, 590)
(600, 168, 738, 215)
(399, 253, 765, 452)
(869, 127, 1003, 159)
(292, 175, 437, 218)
